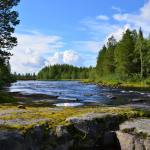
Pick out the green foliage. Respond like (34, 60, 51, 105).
(0, 0, 20, 86)
(96, 28, 150, 83)
(13, 72, 36, 80)
(115, 29, 135, 79)
(0, 92, 17, 103)
(37, 64, 93, 80)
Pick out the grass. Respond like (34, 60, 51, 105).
(81, 77, 150, 89)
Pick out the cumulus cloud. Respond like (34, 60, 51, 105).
(96, 15, 109, 21)
(10, 32, 64, 73)
(73, 41, 101, 53)
(106, 24, 132, 42)
(113, 0, 150, 36)
(80, 0, 150, 53)
(45, 50, 83, 66)
(10, 1, 150, 72)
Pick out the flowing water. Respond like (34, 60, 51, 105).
(7, 80, 150, 106)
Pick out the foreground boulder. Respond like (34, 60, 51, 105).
(116, 119, 150, 150)
(0, 112, 149, 150)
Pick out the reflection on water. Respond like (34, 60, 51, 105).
(7, 80, 150, 106)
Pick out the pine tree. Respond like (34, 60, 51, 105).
(0, 0, 20, 85)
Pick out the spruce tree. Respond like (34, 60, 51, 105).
(104, 36, 116, 74)
(96, 45, 107, 76)
(114, 29, 135, 79)
(135, 28, 147, 78)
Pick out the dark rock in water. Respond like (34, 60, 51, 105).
(106, 95, 117, 100)
(57, 97, 79, 101)
(84, 93, 93, 96)
(17, 105, 26, 109)
(131, 98, 145, 102)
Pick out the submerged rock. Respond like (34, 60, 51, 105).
(84, 93, 93, 96)
(131, 98, 145, 102)
(106, 95, 117, 100)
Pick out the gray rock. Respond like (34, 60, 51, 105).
(66, 112, 120, 148)
(106, 95, 117, 99)
(116, 118, 150, 150)
(0, 131, 26, 150)
(84, 93, 93, 96)
(55, 125, 69, 138)
(116, 131, 135, 150)
(131, 98, 145, 102)
(120, 118, 150, 136)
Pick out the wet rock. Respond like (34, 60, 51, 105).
(57, 97, 79, 101)
(131, 98, 145, 102)
(84, 93, 93, 96)
(106, 95, 117, 100)
(17, 105, 26, 109)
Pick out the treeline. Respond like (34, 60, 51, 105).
(13, 73, 36, 80)
(0, 0, 20, 87)
(96, 28, 150, 82)
(37, 64, 93, 80)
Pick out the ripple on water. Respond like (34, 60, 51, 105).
(54, 103, 83, 107)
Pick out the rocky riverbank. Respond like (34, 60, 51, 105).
(0, 90, 150, 149)
(0, 103, 150, 150)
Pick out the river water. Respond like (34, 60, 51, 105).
(7, 80, 150, 106)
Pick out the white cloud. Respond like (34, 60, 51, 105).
(96, 15, 109, 21)
(112, 6, 122, 13)
(10, 1, 150, 72)
(80, 0, 150, 54)
(10, 32, 64, 73)
(113, 0, 150, 36)
(74, 41, 101, 53)
(45, 50, 83, 66)
(106, 24, 131, 42)
(113, 14, 128, 21)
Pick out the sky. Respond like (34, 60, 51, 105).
(10, 0, 150, 73)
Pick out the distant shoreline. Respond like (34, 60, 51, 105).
(81, 79, 150, 90)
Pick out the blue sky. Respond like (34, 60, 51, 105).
(11, 0, 150, 73)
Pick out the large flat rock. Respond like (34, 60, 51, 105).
(116, 118, 150, 150)
(120, 118, 150, 136)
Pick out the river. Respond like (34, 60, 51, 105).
(7, 80, 150, 106)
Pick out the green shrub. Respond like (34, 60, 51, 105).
(0, 92, 17, 103)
